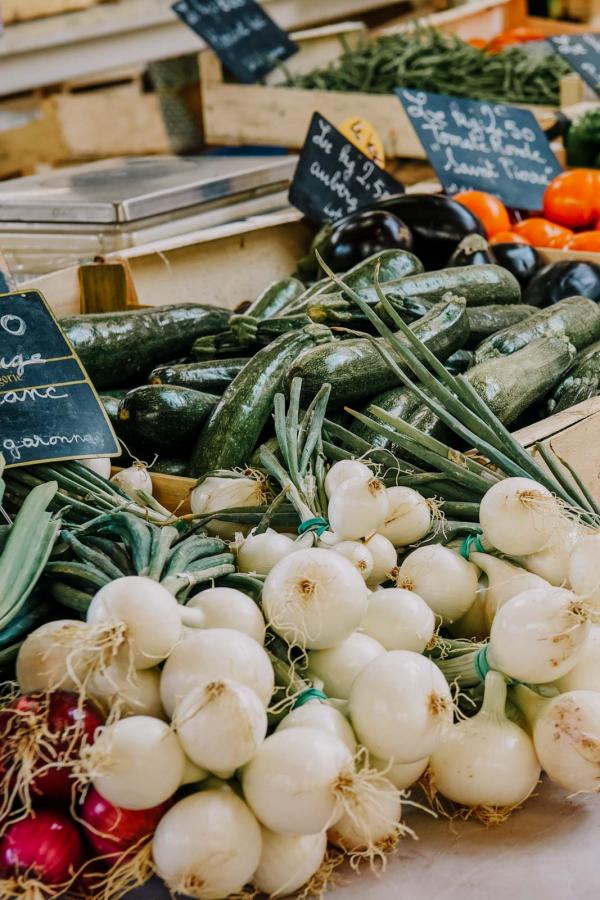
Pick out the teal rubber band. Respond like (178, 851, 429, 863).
(474, 644, 491, 682)
(459, 532, 486, 560)
(298, 517, 330, 538)
(294, 688, 328, 709)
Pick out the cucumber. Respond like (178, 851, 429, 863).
(229, 277, 305, 344)
(60, 303, 230, 389)
(474, 296, 600, 363)
(190, 325, 331, 477)
(466, 305, 536, 346)
(547, 338, 600, 413)
(149, 358, 247, 394)
(467, 336, 576, 424)
(288, 296, 469, 406)
(118, 385, 219, 454)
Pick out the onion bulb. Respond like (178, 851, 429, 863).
(253, 828, 327, 898)
(398, 545, 479, 624)
(153, 789, 262, 899)
(328, 476, 389, 541)
(469, 552, 548, 630)
(429, 672, 540, 810)
(308, 632, 385, 700)
(331, 541, 374, 581)
(237, 529, 296, 576)
(555, 626, 600, 692)
(518, 522, 582, 587)
(190, 475, 265, 539)
(349, 650, 453, 763)
(16, 620, 93, 693)
(86, 716, 185, 810)
(361, 587, 435, 653)
(174, 679, 267, 774)
(328, 773, 403, 858)
(325, 459, 371, 498)
(568, 532, 600, 609)
(160, 627, 274, 718)
(88, 660, 165, 719)
(111, 462, 153, 499)
(185, 586, 265, 644)
(479, 477, 562, 556)
(447, 582, 488, 641)
(276, 701, 357, 754)
(377, 486, 431, 547)
(364, 533, 397, 587)
(262, 548, 369, 650)
(513, 685, 600, 793)
(489, 586, 591, 683)
(370, 755, 428, 790)
(79, 457, 112, 479)
(0, 809, 84, 890)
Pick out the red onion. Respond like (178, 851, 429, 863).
(81, 788, 169, 856)
(0, 809, 84, 888)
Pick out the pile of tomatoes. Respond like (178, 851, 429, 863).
(455, 170, 600, 253)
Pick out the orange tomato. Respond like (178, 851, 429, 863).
(468, 37, 488, 49)
(489, 231, 531, 245)
(512, 218, 573, 248)
(546, 231, 574, 249)
(487, 27, 546, 52)
(563, 231, 600, 252)
(454, 191, 511, 238)
(543, 169, 600, 230)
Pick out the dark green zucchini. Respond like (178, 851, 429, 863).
(320, 248, 423, 295)
(444, 349, 474, 374)
(149, 358, 247, 394)
(229, 277, 305, 344)
(350, 384, 423, 445)
(474, 296, 600, 363)
(60, 303, 230, 389)
(151, 457, 191, 477)
(100, 395, 122, 431)
(190, 325, 331, 477)
(288, 295, 469, 407)
(466, 305, 535, 347)
(547, 339, 600, 413)
(190, 332, 253, 361)
(119, 385, 219, 454)
(467, 336, 576, 424)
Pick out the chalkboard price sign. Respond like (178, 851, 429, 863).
(172, 0, 297, 84)
(289, 112, 403, 225)
(549, 34, 600, 96)
(0, 290, 119, 468)
(397, 89, 562, 210)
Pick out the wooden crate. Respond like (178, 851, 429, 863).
(1, 0, 103, 24)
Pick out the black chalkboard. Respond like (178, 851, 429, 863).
(288, 112, 403, 225)
(549, 34, 600, 96)
(397, 89, 563, 211)
(0, 290, 119, 468)
(172, 0, 297, 84)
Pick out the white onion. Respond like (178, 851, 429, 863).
(237, 529, 296, 575)
(253, 828, 327, 898)
(308, 632, 385, 700)
(568, 532, 600, 609)
(88, 716, 185, 810)
(180, 758, 208, 786)
(364, 533, 397, 587)
(377, 486, 431, 547)
(160, 628, 274, 718)
(518, 522, 582, 587)
(331, 541, 374, 581)
(469, 552, 549, 630)
(16, 620, 93, 693)
(349, 650, 453, 763)
(398, 545, 479, 624)
(447, 582, 488, 640)
(555, 627, 600, 692)
(242, 727, 353, 835)
(111, 463, 153, 499)
(185, 586, 265, 644)
(88, 660, 165, 719)
(361, 587, 435, 653)
(370, 755, 428, 790)
(325, 459, 371, 498)
(153, 789, 262, 899)
(276, 701, 357, 754)
(190, 475, 265, 539)
(262, 548, 369, 650)
(514, 686, 600, 793)
(429, 672, 540, 809)
(79, 457, 112, 479)
(489, 586, 591, 683)
(86, 576, 182, 669)
(174, 678, 267, 775)
(328, 774, 402, 856)
(328, 476, 389, 541)
(479, 476, 562, 556)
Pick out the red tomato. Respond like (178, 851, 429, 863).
(489, 230, 531, 245)
(543, 169, 600, 229)
(512, 218, 573, 248)
(454, 190, 511, 238)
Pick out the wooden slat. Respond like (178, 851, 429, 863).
(2, 0, 99, 25)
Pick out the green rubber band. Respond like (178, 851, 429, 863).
(298, 517, 330, 538)
(294, 688, 328, 709)
(474, 644, 491, 682)
(459, 533, 486, 560)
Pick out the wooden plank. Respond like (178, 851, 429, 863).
(2, 0, 99, 25)
(513, 397, 600, 446)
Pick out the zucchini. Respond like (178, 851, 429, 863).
(100, 394, 122, 431)
(474, 296, 600, 363)
(60, 303, 230, 389)
(119, 385, 219, 454)
(190, 331, 253, 361)
(547, 338, 600, 413)
(466, 305, 536, 346)
(151, 457, 191, 477)
(467, 336, 576, 424)
(229, 277, 305, 344)
(351, 384, 423, 445)
(444, 349, 474, 374)
(320, 248, 423, 295)
(149, 358, 247, 394)
(190, 325, 331, 477)
(288, 295, 469, 406)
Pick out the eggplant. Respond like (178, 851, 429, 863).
(317, 209, 412, 272)
(491, 243, 542, 289)
(368, 193, 485, 269)
(525, 261, 600, 308)
(448, 235, 494, 267)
